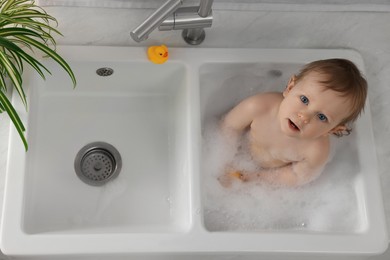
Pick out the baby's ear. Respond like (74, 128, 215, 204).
(283, 75, 296, 97)
(329, 124, 348, 135)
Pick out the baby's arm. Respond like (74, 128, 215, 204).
(243, 162, 322, 187)
(231, 145, 329, 187)
(221, 94, 273, 139)
(220, 95, 262, 149)
(222, 96, 259, 130)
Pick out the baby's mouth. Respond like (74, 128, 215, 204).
(288, 119, 300, 131)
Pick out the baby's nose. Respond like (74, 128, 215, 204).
(298, 113, 310, 124)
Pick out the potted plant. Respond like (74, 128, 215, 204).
(0, 0, 76, 150)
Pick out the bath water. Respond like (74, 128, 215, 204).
(202, 120, 364, 233)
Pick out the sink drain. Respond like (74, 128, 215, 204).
(74, 142, 122, 186)
(96, 67, 114, 77)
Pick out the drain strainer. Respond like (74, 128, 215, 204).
(74, 142, 122, 186)
(96, 67, 114, 77)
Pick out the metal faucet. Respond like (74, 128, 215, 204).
(130, 0, 213, 45)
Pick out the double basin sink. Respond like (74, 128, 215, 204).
(0, 46, 387, 257)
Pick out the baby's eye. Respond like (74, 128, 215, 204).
(317, 113, 328, 122)
(300, 95, 309, 105)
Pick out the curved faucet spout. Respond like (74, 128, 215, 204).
(130, 0, 214, 45)
(130, 0, 183, 42)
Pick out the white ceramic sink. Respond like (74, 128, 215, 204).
(0, 46, 387, 258)
(21, 57, 190, 235)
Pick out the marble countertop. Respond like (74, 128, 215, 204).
(0, 4, 390, 259)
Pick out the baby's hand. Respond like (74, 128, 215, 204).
(218, 169, 248, 188)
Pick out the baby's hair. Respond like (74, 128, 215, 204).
(295, 59, 367, 136)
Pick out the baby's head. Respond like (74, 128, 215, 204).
(294, 59, 367, 136)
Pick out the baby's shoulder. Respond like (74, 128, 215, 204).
(304, 138, 331, 164)
(243, 92, 282, 111)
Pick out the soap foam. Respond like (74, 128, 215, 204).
(202, 119, 362, 233)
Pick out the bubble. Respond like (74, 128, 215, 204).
(202, 119, 363, 233)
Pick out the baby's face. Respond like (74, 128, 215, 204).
(278, 72, 351, 139)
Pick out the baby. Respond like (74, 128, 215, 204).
(219, 59, 367, 187)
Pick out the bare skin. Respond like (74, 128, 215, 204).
(219, 71, 352, 187)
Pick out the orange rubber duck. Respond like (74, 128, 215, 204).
(147, 45, 169, 64)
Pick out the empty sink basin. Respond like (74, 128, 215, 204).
(1, 46, 191, 254)
(24, 60, 189, 234)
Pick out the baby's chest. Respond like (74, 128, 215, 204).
(254, 139, 303, 161)
(249, 122, 305, 162)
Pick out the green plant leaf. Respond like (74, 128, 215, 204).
(16, 35, 76, 87)
(0, 27, 41, 37)
(0, 72, 7, 92)
(0, 15, 62, 35)
(0, 0, 76, 150)
(0, 36, 51, 79)
(0, 51, 26, 107)
(1, 0, 17, 12)
(0, 90, 27, 150)
(8, 49, 23, 74)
